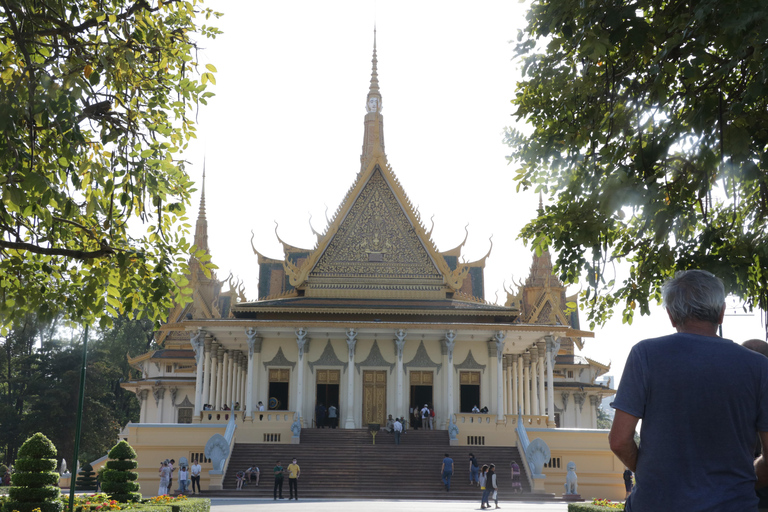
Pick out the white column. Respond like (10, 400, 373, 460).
(546, 336, 560, 425)
(139, 389, 149, 423)
(191, 330, 205, 416)
(154, 387, 165, 422)
(208, 342, 219, 409)
(590, 395, 599, 429)
(537, 341, 546, 418)
(394, 329, 407, 420)
(517, 354, 524, 414)
(444, 330, 456, 427)
(202, 338, 212, 408)
(296, 328, 308, 427)
(245, 329, 261, 416)
(511, 357, 518, 414)
(530, 346, 539, 416)
(344, 328, 357, 429)
(229, 352, 236, 406)
(215, 345, 224, 409)
(494, 331, 506, 423)
(506, 356, 513, 416)
(238, 354, 245, 406)
(222, 350, 231, 408)
(523, 352, 531, 416)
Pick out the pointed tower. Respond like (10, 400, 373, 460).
(360, 29, 385, 169)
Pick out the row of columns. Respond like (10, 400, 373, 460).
(191, 331, 251, 415)
(190, 328, 562, 426)
(503, 336, 560, 423)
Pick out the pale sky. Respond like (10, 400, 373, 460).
(180, 0, 767, 392)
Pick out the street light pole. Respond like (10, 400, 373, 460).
(68, 324, 89, 512)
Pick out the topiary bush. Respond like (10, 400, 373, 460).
(75, 462, 98, 491)
(5, 432, 63, 512)
(100, 441, 140, 502)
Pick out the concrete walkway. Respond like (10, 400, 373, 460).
(210, 498, 572, 512)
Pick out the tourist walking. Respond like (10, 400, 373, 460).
(393, 417, 403, 445)
(489, 464, 499, 508)
(469, 453, 479, 486)
(287, 458, 300, 500)
(328, 404, 338, 428)
(190, 459, 202, 494)
(441, 453, 453, 492)
(510, 461, 522, 494)
(421, 404, 430, 430)
(479, 465, 490, 508)
(273, 460, 284, 500)
(315, 402, 326, 428)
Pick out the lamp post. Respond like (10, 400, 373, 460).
(68, 324, 89, 512)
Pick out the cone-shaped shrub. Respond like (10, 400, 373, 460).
(6, 433, 63, 512)
(75, 462, 98, 491)
(100, 441, 140, 502)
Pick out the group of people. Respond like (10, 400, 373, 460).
(235, 464, 260, 490)
(411, 404, 436, 430)
(466, 453, 522, 508)
(272, 459, 301, 500)
(314, 403, 339, 428)
(470, 405, 489, 414)
(158, 458, 202, 496)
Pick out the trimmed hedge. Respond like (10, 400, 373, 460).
(100, 441, 140, 502)
(6, 433, 62, 512)
(105, 460, 138, 471)
(13, 459, 56, 473)
(76, 463, 98, 491)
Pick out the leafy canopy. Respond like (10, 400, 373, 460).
(506, 0, 768, 331)
(0, 0, 221, 333)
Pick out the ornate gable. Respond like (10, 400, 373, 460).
(305, 167, 444, 296)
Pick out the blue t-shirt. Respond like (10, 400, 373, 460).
(442, 457, 453, 473)
(612, 333, 768, 512)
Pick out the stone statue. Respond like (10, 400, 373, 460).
(525, 437, 551, 478)
(564, 461, 578, 495)
(291, 417, 302, 438)
(204, 433, 230, 473)
(448, 418, 459, 441)
(60, 459, 69, 476)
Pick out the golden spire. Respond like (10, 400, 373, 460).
(360, 28, 385, 169)
(194, 162, 209, 254)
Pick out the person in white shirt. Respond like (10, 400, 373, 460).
(178, 466, 189, 493)
(393, 418, 403, 445)
(190, 459, 202, 494)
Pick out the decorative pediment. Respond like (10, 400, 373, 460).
(310, 169, 443, 285)
(262, 346, 296, 371)
(355, 340, 395, 374)
(454, 350, 486, 373)
(177, 395, 194, 408)
(403, 340, 442, 374)
(308, 340, 348, 373)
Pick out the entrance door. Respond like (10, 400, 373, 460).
(268, 368, 290, 410)
(316, 369, 340, 425)
(409, 370, 434, 414)
(459, 371, 481, 412)
(362, 370, 387, 426)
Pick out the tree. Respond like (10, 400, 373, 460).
(596, 405, 613, 430)
(6, 432, 63, 512)
(0, 0, 221, 334)
(100, 440, 140, 503)
(506, 0, 768, 333)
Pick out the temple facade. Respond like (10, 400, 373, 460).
(121, 35, 622, 499)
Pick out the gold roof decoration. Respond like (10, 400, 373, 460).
(440, 224, 469, 258)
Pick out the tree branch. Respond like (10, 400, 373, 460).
(0, 240, 114, 260)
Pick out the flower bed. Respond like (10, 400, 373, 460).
(567, 498, 625, 511)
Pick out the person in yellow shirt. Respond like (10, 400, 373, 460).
(287, 458, 300, 500)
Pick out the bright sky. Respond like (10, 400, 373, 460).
(181, 0, 767, 391)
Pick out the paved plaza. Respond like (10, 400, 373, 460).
(210, 498, 572, 512)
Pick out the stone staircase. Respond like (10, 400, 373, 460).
(196, 428, 558, 501)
